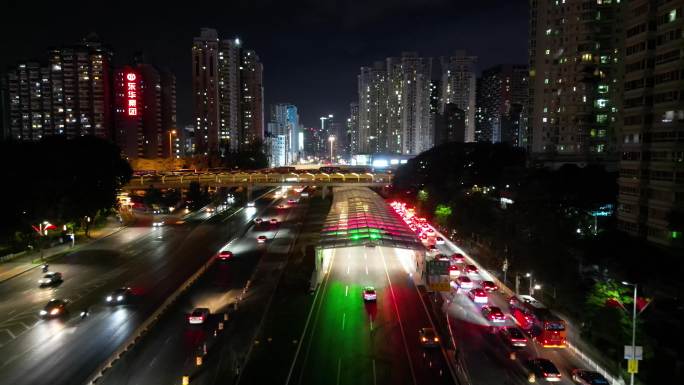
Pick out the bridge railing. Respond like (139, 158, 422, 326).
(127, 172, 392, 187)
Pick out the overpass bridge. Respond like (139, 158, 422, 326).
(123, 171, 393, 198)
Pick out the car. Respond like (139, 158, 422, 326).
(205, 207, 215, 213)
(254, 217, 263, 224)
(571, 369, 609, 385)
(363, 286, 377, 301)
(468, 288, 488, 304)
(465, 264, 478, 274)
(419, 233, 428, 241)
(246, 201, 255, 207)
(217, 250, 233, 261)
(300, 192, 309, 197)
(152, 221, 164, 227)
(270, 218, 278, 225)
(500, 326, 528, 347)
(448, 265, 461, 277)
(418, 327, 440, 347)
(40, 299, 68, 318)
(455, 276, 473, 289)
(276, 204, 286, 209)
(427, 245, 438, 253)
(526, 358, 562, 382)
(481, 306, 506, 323)
(287, 199, 297, 204)
(435, 236, 445, 245)
(481, 280, 498, 292)
(106, 287, 133, 304)
(188, 308, 210, 325)
(450, 253, 465, 264)
(38, 272, 63, 287)
(257, 235, 267, 243)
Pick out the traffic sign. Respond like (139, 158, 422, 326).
(624, 345, 643, 360)
(627, 359, 639, 374)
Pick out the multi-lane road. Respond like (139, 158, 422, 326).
(0, 192, 273, 385)
(98, 188, 309, 385)
(288, 246, 453, 385)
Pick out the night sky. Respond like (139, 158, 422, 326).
(2, 0, 528, 128)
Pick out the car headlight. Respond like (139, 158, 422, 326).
(39, 310, 47, 315)
(50, 309, 59, 315)
(106, 296, 113, 302)
(117, 295, 124, 301)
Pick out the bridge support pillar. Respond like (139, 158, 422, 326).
(246, 185, 253, 202)
(321, 185, 328, 200)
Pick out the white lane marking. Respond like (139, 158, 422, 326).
(149, 356, 158, 367)
(345, 285, 348, 297)
(365, 264, 369, 275)
(342, 313, 346, 331)
(379, 247, 418, 385)
(8, 310, 16, 316)
(370, 318, 373, 331)
(336, 358, 342, 385)
(347, 264, 350, 275)
(372, 359, 377, 385)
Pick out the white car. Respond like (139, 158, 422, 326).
(188, 308, 210, 325)
(435, 236, 445, 245)
(246, 201, 255, 208)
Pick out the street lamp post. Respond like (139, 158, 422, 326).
(328, 135, 335, 162)
(622, 281, 638, 385)
(168, 129, 177, 158)
(526, 272, 534, 296)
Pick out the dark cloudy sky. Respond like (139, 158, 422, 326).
(2, 0, 528, 128)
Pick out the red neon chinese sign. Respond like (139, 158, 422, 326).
(126, 72, 138, 116)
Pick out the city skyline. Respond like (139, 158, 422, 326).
(0, 0, 527, 128)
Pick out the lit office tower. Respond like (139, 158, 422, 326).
(358, 61, 389, 154)
(528, 0, 622, 166)
(478, 64, 528, 146)
(440, 51, 477, 142)
(617, 0, 684, 248)
(240, 50, 264, 148)
(4, 35, 113, 141)
(386, 52, 433, 155)
(269, 103, 300, 163)
(192, 28, 221, 155)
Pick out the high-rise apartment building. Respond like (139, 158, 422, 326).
(3, 35, 113, 141)
(348, 102, 359, 156)
(440, 51, 477, 142)
(113, 59, 177, 159)
(435, 103, 466, 145)
(240, 50, 264, 148)
(192, 28, 263, 155)
(478, 64, 529, 145)
(617, 0, 684, 248)
(358, 61, 389, 154)
(528, 0, 623, 166)
(358, 53, 433, 155)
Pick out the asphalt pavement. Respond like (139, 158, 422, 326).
(289, 245, 454, 385)
(97, 188, 309, 385)
(435, 239, 608, 385)
(0, 194, 273, 385)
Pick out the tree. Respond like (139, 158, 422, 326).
(434, 204, 452, 229)
(0, 135, 131, 243)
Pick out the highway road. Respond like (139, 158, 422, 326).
(97, 188, 308, 385)
(434, 237, 610, 385)
(289, 245, 454, 385)
(0, 192, 274, 385)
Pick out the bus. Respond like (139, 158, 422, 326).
(508, 295, 566, 348)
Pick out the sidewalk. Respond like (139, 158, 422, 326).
(0, 217, 125, 284)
